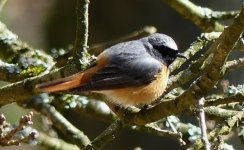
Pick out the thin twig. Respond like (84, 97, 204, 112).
(205, 93, 244, 107)
(162, 0, 224, 32)
(225, 58, 244, 74)
(73, 0, 90, 65)
(135, 123, 186, 146)
(0, 112, 37, 146)
(170, 32, 221, 72)
(211, 11, 239, 20)
(3, 112, 33, 141)
(85, 119, 123, 150)
(26, 95, 90, 149)
(52, 94, 114, 121)
(166, 32, 221, 94)
(38, 132, 80, 150)
(188, 111, 244, 150)
(204, 107, 239, 118)
(212, 136, 223, 150)
(197, 97, 210, 150)
(3, 131, 37, 146)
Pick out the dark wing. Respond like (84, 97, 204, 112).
(70, 56, 163, 93)
(36, 40, 164, 94)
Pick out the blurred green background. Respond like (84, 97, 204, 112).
(0, 0, 243, 149)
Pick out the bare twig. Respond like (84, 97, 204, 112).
(205, 93, 244, 107)
(3, 112, 33, 141)
(170, 32, 219, 72)
(211, 11, 239, 20)
(212, 136, 223, 150)
(135, 123, 186, 146)
(0, 112, 37, 146)
(167, 32, 221, 93)
(162, 0, 224, 32)
(85, 119, 123, 150)
(205, 84, 244, 107)
(204, 107, 240, 119)
(73, 0, 90, 66)
(26, 95, 90, 149)
(4, 131, 37, 146)
(225, 58, 244, 73)
(188, 111, 244, 150)
(55, 95, 117, 122)
(165, 117, 186, 145)
(197, 97, 210, 150)
(38, 132, 80, 150)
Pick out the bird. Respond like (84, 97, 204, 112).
(35, 33, 186, 107)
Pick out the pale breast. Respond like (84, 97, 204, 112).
(98, 66, 169, 106)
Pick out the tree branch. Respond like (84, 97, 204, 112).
(167, 32, 221, 93)
(204, 107, 240, 118)
(0, 22, 55, 82)
(162, 0, 224, 32)
(0, 64, 79, 106)
(38, 132, 80, 150)
(225, 57, 244, 73)
(197, 98, 210, 150)
(25, 95, 90, 149)
(73, 0, 90, 66)
(85, 119, 123, 150)
(53, 95, 189, 145)
(188, 111, 244, 150)
(210, 10, 239, 20)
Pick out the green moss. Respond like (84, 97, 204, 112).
(19, 65, 45, 78)
(79, 51, 96, 70)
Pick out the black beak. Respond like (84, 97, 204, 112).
(176, 53, 187, 59)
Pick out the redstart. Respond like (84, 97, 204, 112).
(35, 33, 186, 106)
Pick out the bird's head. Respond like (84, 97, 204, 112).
(147, 33, 187, 66)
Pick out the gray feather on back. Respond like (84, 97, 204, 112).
(71, 40, 163, 92)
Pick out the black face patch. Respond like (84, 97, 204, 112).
(149, 44, 178, 66)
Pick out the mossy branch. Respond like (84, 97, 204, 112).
(167, 32, 221, 93)
(162, 0, 224, 32)
(0, 65, 78, 106)
(73, 0, 90, 66)
(0, 22, 55, 82)
(38, 132, 80, 150)
(85, 119, 123, 150)
(188, 111, 244, 150)
(25, 95, 90, 149)
(52, 95, 188, 145)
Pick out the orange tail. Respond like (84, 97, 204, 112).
(35, 73, 84, 93)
